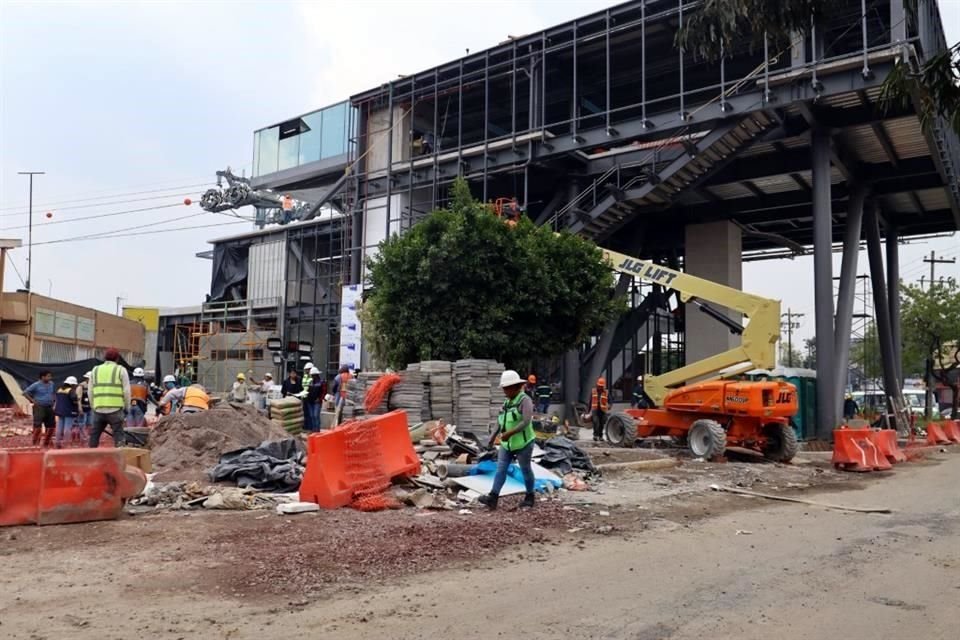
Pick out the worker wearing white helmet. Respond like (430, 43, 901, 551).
(478, 370, 537, 511)
(632, 374, 651, 409)
(301, 362, 314, 394)
(305, 366, 327, 431)
(53, 375, 82, 449)
(128, 367, 151, 427)
(159, 374, 179, 414)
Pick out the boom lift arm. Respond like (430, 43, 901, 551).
(601, 247, 781, 404)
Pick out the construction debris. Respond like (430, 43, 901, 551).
(710, 484, 892, 513)
(208, 439, 305, 491)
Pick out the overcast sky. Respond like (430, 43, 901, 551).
(1, 0, 958, 344)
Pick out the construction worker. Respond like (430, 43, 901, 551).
(478, 370, 537, 511)
(590, 377, 609, 442)
(281, 368, 300, 398)
(256, 372, 274, 410)
(633, 375, 651, 409)
(305, 367, 326, 431)
(301, 362, 314, 394)
(524, 374, 537, 400)
(53, 376, 81, 449)
(331, 364, 351, 425)
(535, 378, 552, 414)
(159, 374, 178, 415)
(78, 372, 92, 440)
(158, 384, 210, 415)
(24, 370, 56, 447)
(129, 367, 151, 426)
(843, 393, 859, 420)
(232, 372, 248, 403)
(89, 348, 131, 448)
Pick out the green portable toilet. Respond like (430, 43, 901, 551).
(745, 367, 817, 440)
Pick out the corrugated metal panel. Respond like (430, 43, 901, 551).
(738, 142, 776, 158)
(248, 240, 284, 302)
(883, 193, 916, 212)
(40, 341, 77, 363)
(842, 126, 889, 164)
(707, 183, 755, 199)
(821, 92, 862, 108)
(917, 188, 950, 211)
(750, 175, 802, 194)
(885, 117, 929, 159)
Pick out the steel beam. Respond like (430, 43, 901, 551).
(583, 273, 633, 403)
(812, 128, 836, 439)
(886, 224, 903, 386)
(833, 184, 867, 419)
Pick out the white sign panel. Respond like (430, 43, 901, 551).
(338, 284, 362, 370)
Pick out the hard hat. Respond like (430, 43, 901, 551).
(64, 376, 78, 385)
(637, 375, 644, 381)
(163, 374, 176, 384)
(528, 374, 537, 384)
(304, 362, 314, 371)
(845, 393, 853, 399)
(237, 373, 246, 380)
(597, 377, 606, 387)
(83, 372, 91, 379)
(264, 372, 273, 379)
(310, 366, 321, 375)
(500, 370, 524, 388)
(133, 367, 145, 377)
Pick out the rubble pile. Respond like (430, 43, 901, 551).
(151, 403, 289, 480)
(131, 480, 299, 511)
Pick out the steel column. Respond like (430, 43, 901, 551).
(864, 205, 902, 420)
(562, 348, 580, 422)
(812, 128, 836, 439)
(833, 184, 867, 419)
(583, 273, 633, 403)
(886, 224, 903, 386)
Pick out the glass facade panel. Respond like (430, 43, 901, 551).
(278, 134, 300, 171)
(320, 102, 348, 159)
(298, 110, 323, 165)
(257, 126, 279, 175)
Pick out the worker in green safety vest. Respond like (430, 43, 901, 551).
(88, 347, 131, 448)
(478, 370, 537, 510)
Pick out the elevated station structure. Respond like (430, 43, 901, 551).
(202, 0, 958, 434)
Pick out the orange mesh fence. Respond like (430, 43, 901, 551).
(343, 419, 399, 512)
(364, 373, 401, 414)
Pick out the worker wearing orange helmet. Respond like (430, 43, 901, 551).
(590, 377, 610, 442)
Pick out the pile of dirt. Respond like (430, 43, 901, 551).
(151, 403, 291, 480)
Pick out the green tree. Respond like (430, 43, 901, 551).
(801, 337, 816, 370)
(901, 279, 960, 415)
(364, 178, 621, 369)
(778, 341, 803, 368)
(851, 322, 883, 383)
(677, 1, 960, 136)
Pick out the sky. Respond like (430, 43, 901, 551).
(0, 0, 958, 342)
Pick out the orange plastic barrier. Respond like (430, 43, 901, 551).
(867, 429, 907, 463)
(832, 427, 892, 472)
(0, 449, 146, 527)
(925, 422, 951, 445)
(299, 410, 420, 509)
(940, 420, 960, 444)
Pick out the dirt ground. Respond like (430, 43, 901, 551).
(1, 448, 958, 639)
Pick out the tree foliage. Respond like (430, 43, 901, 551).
(677, 0, 960, 136)
(778, 341, 804, 368)
(851, 322, 884, 383)
(901, 279, 960, 413)
(364, 179, 621, 369)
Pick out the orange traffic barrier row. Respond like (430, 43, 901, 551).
(939, 420, 960, 444)
(300, 410, 420, 510)
(832, 427, 892, 472)
(925, 422, 951, 445)
(867, 429, 907, 464)
(0, 449, 146, 527)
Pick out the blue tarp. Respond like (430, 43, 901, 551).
(470, 459, 563, 493)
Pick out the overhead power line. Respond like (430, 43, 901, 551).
(0, 202, 190, 231)
(31, 219, 248, 247)
(0, 189, 204, 217)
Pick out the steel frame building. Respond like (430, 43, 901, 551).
(203, 0, 958, 434)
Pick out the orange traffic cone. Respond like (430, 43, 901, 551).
(925, 422, 951, 445)
(868, 429, 907, 463)
(833, 427, 892, 472)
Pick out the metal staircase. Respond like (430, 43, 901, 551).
(562, 112, 778, 242)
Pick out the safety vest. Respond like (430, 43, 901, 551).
(302, 374, 311, 393)
(497, 392, 535, 452)
(182, 386, 210, 411)
(131, 381, 149, 403)
(91, 362, 125, 412)
(535, 384, 552, 400)
(591, 387, 609, 411)
(338, 372, 350, 399)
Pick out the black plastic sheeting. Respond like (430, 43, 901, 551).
(208, 439, 305, 492)
(538, 436, 597, 475)
(209, 242, 250, 302)
(0, 355, 137, 404)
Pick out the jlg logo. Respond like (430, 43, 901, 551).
(777, 391, 792, 403)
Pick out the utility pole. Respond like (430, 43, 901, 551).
(919, 252, 955, 419)
(17, 171, 44, 292)
(780, 308, 805, 367)
(116, 296, 125, 316)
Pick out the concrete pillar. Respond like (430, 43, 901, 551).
(683, 221, 742, 364)
(833, 185, 867, 419)
(886, 226, 903, 387)
(563, 348, 581, 420)
(812, 128, 836, 439)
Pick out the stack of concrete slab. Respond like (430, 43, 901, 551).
(421, 360, 454, 421)
(390, 367, 427, 421)
(453, 359, 505, 436)
(356, 371, 387, 414)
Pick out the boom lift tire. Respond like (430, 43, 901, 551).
(688, 419, 727, 459)
(761, 422, 798, 462)
(604, 413, 638, 448)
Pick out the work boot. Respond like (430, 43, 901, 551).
(31, 427, 42, 446)
(519, 493, 535, 509)
(478, 493, 498, 511)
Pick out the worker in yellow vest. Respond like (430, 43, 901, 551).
(478, 370, 537, 511)
(158, 384, 211, 414)
(89, 348, 131, 448)
(590, 377, 609, 443)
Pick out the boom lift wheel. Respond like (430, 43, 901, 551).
(761, 422, 798, 462)
(604, 413, 638, 448)
(688, 419, 726, 459)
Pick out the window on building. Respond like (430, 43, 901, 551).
(257, 126, 279, 176)
(320, 102, 348, 159)
(299, 110, 323, 165)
